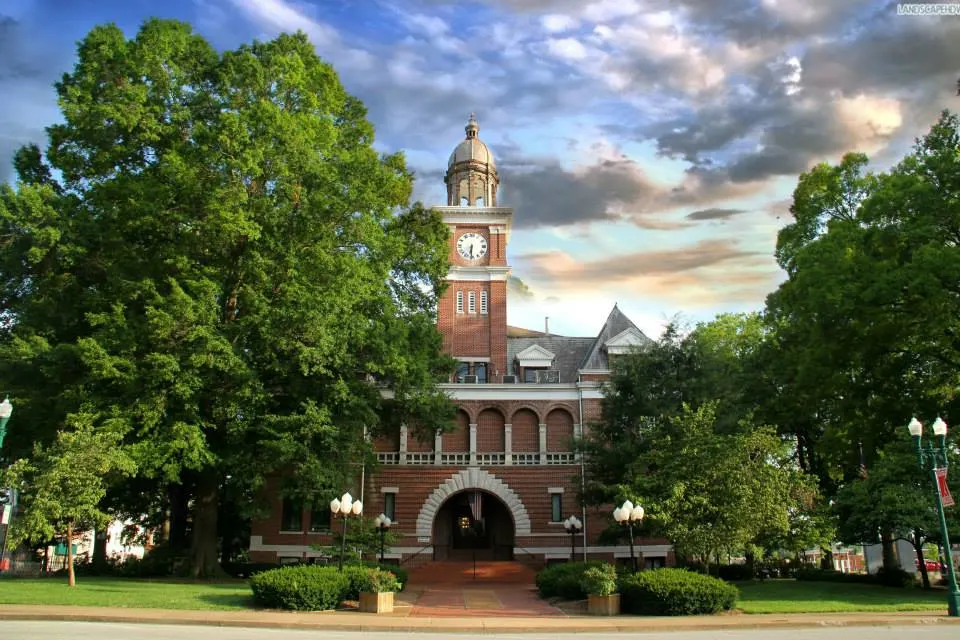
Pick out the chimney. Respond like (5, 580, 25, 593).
(544, 316, 550, 336)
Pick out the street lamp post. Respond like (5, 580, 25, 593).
(374, 513, 392, 564)
(0, 397, 12, 575)
(563, 516, 582, 562)
(908, 416, 960, 617)
(329, 492, 363, 572)
(613, 500, 644, 572)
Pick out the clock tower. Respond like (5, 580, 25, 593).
(436, 114, 512, 382)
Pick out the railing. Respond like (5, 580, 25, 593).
(399, 543, 435, 566)
(372, 451, 573, 466)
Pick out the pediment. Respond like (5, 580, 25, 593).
(605, 328, 647, 354)
(516, 344, 555, 367)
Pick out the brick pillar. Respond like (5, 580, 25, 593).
(400, 424, 408, 465)
(504, 423, 513, 465)
(434, 430, 443, 465)
(573, 423, 581, 462)
(539, 423, 547, 465)
(469, 423, 478, 465)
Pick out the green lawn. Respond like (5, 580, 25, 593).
(736, 579, 949, 613)
(0, 577, 253, 611)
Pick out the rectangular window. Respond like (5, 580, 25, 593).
(456, 361, 469, 382)
(474, 363, 487, 384)
(480, 291, 488, 314)
(524, 367, 539, 383)
(281, 498, 302, 532)
(456, 291, 464, 314)
(551, 493, 563, 523)
(468, 291, 476, 314)
(384, 493, 396, 521)
(309, 504, 331, 532)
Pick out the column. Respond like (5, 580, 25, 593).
(573, 423, 582, 461)
(504, 423, 513, 465)
(434, 429, 443, 465)
(539, 423, 547, 465)
(399, 424, 408, 465)
(469, 423, 478, 466)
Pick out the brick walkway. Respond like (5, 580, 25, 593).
(408, 586, 565, 617)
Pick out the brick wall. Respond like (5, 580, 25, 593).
(476, 408, 504, 452)
(511, 408, 539, 452)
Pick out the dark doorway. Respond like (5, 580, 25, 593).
(433, 490, 514, 561)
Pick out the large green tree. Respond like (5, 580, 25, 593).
(0, 19, 454, 576)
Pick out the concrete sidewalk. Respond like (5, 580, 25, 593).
(0, 604, 958, 634)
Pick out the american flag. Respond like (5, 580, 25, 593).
(469, 490, 483, 522)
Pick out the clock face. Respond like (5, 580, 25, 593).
(456, 232, 488, 260)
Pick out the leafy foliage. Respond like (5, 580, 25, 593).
(618, 568, 738, 616)
(580, 564, 618, 596)
(249, 565, 350, 611)
(535, 561, 607, 600)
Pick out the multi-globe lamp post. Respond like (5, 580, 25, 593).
(329, 492, 362, 571)
(613, 500, 644, 572)
(562, 515, 582, 562)
(0, 397, 12, 574)
(374, 513, 392, 563)
(907, 416, 959, 617)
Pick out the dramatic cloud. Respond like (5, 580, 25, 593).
(686, 208, 746, 221)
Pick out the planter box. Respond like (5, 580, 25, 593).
(359, 591, 394, 614)
(587, 593, 621, 616)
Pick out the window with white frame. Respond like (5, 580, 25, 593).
(468, 291, 476, 314)
(480, 291, 488, 314)
(456, 291, 464, 314)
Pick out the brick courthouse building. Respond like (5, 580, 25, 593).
(249, 116, 673, 568)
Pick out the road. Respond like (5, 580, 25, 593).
(3, 622, 960, 639)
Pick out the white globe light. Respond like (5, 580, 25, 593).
(631, 506, 644, 521)
(932, 417, 948, 436)
(907, 417, 923, 437)
(622, 500, 634, 513)
(383, 515, 392, 527)
(613, 507, 624, 522)
(352, 500, 363, 515)
(330, 498, 341, 514)
(0, 398, 12, 419)
(341, 492, 353, 505)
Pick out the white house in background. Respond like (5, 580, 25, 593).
(44, 519, 149, 570)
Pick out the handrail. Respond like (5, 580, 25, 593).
(399, 542, 434, 566)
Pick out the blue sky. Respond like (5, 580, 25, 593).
(2, 0, 959, 338)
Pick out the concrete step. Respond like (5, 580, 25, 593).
(407, 560, 537, 586)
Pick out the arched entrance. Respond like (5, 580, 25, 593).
(433, 490, 514, 561)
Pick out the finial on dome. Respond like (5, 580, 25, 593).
(466, 112, 479, 139)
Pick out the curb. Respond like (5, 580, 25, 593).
(1, 607, 959, 634)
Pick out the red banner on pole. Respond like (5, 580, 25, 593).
(935, 468, 955, 508)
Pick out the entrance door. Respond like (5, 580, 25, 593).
(433, 490, 515, 561)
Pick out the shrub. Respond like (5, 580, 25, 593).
(356, 568, 401, 593)
(876, 567, 917, 588)
(363, 561, 408, 592)
(580, 564, 618, 596)
(619, 568, 739, 616)
(716, 564, 754, 582)
(536, 561, 606, 600)
(249, 565, 350, 611)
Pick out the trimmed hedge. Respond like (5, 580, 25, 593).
(250, 565, 350, 611)
(794, 566, 917, 588)
(619, 568, 739, 616)
(536, 561, 607, 599)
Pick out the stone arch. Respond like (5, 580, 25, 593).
(509, 405, 542, 423)
(416, 468, 531, 537)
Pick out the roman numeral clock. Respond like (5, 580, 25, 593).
(456, 232, 488, 261)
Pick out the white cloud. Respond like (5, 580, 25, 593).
(581, 0, 642, 23)
(545, 37, 589, 61)
(228, 0, 338, 47)
(541, 14, 579, 33)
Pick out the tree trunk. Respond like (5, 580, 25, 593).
(188, 470, 223, 578)
(881, 530, 898, 571)
(914, 531, 930, 589)
(66, 522, 76, 587)
(168, 483, 189, 549)
(92, 525, 108, 573)
(819, 547, 833, 570)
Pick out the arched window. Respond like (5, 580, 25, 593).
(475, 197, 485, 207)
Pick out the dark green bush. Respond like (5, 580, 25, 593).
(716, 564, 753, 582)
(619, 568, 739, 616)
(249, 565, 350, 611)
(794, 566, 915, 588)
(536, 561, 606, 599)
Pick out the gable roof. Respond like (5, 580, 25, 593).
(579, 304, 651, 370)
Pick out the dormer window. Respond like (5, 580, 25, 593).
(516, 344, 558, 383)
